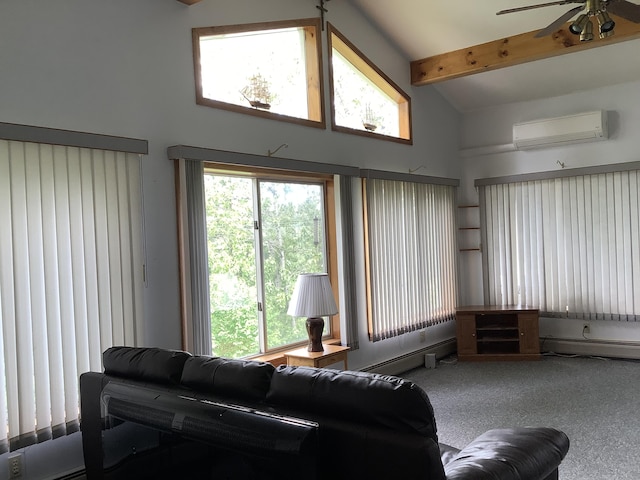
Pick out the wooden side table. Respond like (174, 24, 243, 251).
(284, 344, 350, 370)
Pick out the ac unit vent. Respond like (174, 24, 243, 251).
(513, 110, 608, 150)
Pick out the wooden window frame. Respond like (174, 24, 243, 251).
(203, 163, 340, 361)
(327, 23, 412, 144)
(192, 19, 325, 129)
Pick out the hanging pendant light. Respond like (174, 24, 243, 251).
(570, 13, 590, 34)
(580, 19, 594, 41)
(596, 10, 615, 33)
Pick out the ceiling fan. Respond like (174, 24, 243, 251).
(497, 0, 640, 41)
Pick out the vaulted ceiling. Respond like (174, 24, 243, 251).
(351, 0, 640, 111)
(179, 0, 640, 111)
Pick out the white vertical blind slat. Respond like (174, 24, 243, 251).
(9, 142, 38, 443)
(0, 142, 12, 450)
(630, 172, 640, 317)
(0, 143, 20, 448)
(39, 144, 65, 434)
(25, 142, 53, 440)
(74, 147, 92, 372)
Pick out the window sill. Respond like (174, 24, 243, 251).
(253, 338, 343, 366)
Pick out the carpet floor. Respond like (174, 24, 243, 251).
(402, 354, 640, 480)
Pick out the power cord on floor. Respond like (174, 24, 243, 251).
(437, 355, 458, 366)
(542, 351, 610, 361)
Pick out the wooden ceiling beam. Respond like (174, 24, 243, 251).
(411, 15, 640, 86)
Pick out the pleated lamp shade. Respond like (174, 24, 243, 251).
(288, 273, 338, 352)
(287, 273, 338, 318)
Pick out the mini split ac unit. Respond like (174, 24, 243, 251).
(513, 110, 608, 150)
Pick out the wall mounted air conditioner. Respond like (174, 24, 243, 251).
(513, 110, 608, 150)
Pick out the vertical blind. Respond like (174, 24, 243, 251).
(338, 175, 359, 350)
(0, 139, 143, 452)
(480, 170, 640, 320)
(180, 158, 211, 355)
(365, 178, 458, 341)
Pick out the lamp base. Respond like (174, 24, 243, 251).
(306, 317, 324, 352)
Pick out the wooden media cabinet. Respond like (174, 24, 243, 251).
(456, 305, 541, 361)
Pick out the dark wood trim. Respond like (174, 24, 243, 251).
(327, 23, 412, 144)
(191, 18, 326, 129)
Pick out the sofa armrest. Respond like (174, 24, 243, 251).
(443, 427, 569, 480)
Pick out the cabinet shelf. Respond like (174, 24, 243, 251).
(476, 326, 518, 331)
(477, 337, 520, 343)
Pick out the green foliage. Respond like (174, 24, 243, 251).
(205, 175, 326, 358)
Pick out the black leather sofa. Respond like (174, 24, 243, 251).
(80, 346, 569, 480)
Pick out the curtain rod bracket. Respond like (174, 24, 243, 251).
(267, 143, 288, 157)
(409, 165, 427, 174)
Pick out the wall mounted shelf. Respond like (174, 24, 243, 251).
(458, 205, 480, 252)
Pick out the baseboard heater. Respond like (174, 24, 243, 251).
(542, 338, 640, 360)
(361, 338, 457, 375)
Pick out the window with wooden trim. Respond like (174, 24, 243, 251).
(328, 24, 412, 144)
(192, 19, 325, 129)
(203, 166, 339, 358)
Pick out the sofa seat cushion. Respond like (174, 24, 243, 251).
(180, 356, 275, 401)
(266, 365, 439, 440)
(103, 347, 191, 385)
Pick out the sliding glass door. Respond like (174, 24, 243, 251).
(204, 173, 328, 357)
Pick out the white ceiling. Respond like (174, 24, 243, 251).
(351, 0, 640, 111)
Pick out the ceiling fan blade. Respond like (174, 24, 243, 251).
(497, 0, 583, 15)
(606, 0, 640, 23)
(534, 5, 585, 37)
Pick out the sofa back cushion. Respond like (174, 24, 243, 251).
(103, 346, 191, 385)
(266, 365, 439, 441)
(180, 356, 275, 401)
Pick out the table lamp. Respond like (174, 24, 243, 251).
(287, 273, 338, 352)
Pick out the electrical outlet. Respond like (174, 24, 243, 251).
(419, 330, 426, 343)
(583, 324, 591, 335)
(8, 453, 23, 479)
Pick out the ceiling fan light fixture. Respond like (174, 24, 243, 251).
(596, 11, 615, 33)
(599, 28, 615, 39)
(580, 19, 594, 41)
(570, 14, 590, 35)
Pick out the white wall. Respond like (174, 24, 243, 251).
(458, 80, 640, 344)
(0, 0, 460, 476)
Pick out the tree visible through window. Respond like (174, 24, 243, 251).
(204, 173, 329, 357)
